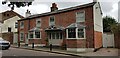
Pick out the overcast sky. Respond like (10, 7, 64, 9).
(0, 0, 120, 22)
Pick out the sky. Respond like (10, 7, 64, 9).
(0, 0, 120, 22)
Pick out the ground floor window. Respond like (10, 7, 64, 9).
(35, 31, 40, 38)
(78, 29, 84, 38)
(67, 28, 85, 39)
(29, 32, 34, 38)
(68, 28, 76, 38)
(29, 31, 41, 39)
(48, 32, 62, 39)
(20, 32, 24, 41)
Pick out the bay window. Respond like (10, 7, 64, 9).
(29, 31, 41, 39)
(35, 31, 40, 38)
(67, 28, 85, 39)
(68, 28, 76, 38)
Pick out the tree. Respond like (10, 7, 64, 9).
(103, 16, 117, 32)
(2, 0, 34, 10)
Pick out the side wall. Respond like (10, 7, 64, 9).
(93, 2, 103, 48)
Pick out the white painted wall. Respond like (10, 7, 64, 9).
(1, 16, 21, 33)
(93, 2, 103, 32)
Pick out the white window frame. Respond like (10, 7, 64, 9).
(48, 32, 63, 39)
(20, 32, 24, 41)
(20, 21, 24, 28)
(66, 28, 86, 39)
(28, 31, 41, 39)
(49, 16, 55, 26)
(76, 11, 85, 23)
(35, 31, 41, 39)
(36, 18, 41, 28)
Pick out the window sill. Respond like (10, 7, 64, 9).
(28, 38, 41, 39)
(67, 38, 86, 39)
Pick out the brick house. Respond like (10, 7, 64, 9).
(18, 1, 103, 52)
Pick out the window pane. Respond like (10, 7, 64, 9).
(76, 11, 85, 22)
(60, 33, 62, 39)
(29, 32, 33, 38)
(52, 33, 55, 39)
(36, 19, 41, 28)
(20, 21, 24, 28)
(49, 33, 51, 39)
(56, 33, 59, 39)
(78, 29, 84, 38)
(20, 33, 24, 41)
(68, 28, 76, 38)
(50, 16, 55, 26)
(35, 31, 40, 38)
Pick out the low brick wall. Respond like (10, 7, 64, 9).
(2, 32, 13, 44)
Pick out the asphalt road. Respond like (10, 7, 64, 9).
(0, 47, 82, 58)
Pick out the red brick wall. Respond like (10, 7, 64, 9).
(114, 32, 120, 48)
(18, 6, 94, 46)
(66, 39, 86, 48)
(2, 32, 13, 44)
(94, 31, 102, 48)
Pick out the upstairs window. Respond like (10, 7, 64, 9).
(15, 22, 18, 28)
(36, 19, 41, 28)
(20, 21, 24, 28)
(8, 27, 11, 32)
(49, 16, 55, 26)
(76, 11, 85, 22)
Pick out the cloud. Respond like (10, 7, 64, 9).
(0, 0, 119, 21)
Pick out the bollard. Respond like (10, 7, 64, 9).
(50, 44, 52, 51)
(18, 42, 20, 48)
(32, 43, 34, 48)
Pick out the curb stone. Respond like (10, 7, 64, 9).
(11, 46, 87, 57)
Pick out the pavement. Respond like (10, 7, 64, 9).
(11, 44, 119, 57)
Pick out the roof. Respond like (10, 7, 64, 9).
(0, 10, 24, 23)
(19, 2, 97, 21)
(45, 25, 65, 32)
(66, 23, 86, 29)
(29, 27, 40, 32)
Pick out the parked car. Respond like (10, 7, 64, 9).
(0, 37, 10, 50)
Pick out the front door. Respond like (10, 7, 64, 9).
(25, 34, 28, 45)
(48, 32, 63, 46)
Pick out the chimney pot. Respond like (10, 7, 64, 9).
(51, 3, 58, 12)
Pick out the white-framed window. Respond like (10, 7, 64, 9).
(35, 31, 41, 38)
(36, 18, 41, 28)
(78, 28, 85, 38)
(20, 32, 24, 41)
(29, 31, 41, 39)
(29, 31, 34, 38)
(15, 22, 18, 28)
(68, 28, 76, 38)
(20, 21, 24, 28)
(48, 32, 62, 39)
(67, 28, 85, 39)
(49, 16, 55, 26)
(76, 11, 85, 22)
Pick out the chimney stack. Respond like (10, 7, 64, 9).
(26, 9, 31, 17)
(50, 3, 58, 12)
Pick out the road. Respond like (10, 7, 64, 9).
(0, 47, 82, 58)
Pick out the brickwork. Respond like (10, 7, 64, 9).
(94, 31, 102, 48)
